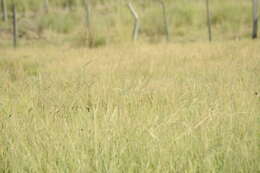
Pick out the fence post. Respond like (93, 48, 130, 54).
(83, 0, 91, 30)
(252, 0, 258, 39)
(44, 0, 49, 13)
(159, 0, 170, 41)
(83, 0, 94, 47)
(206, 0, 212, 42)
(67, 0, 73, 11)
(128, 3, 140, 41)
(12, 4, 17, 48)
(1, 0, 7, 22)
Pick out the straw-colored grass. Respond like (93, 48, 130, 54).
(0, 40, 259, 172)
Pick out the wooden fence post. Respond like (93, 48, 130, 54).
(1, 0, 7, 22)
(44, 0, 49, 13)
(12, 4, 17, 48)
(159, 0, 170, 41)
(83, 0, 94, 47)
(206, 0, 212, 42)
(83, 0, 91, 30)
(252, 0, 258, 39)
(67, 0, 73, 11)
(128, 3, 140, 41)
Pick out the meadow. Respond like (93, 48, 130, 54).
(0, 0, 256, 47)
(0, 40, 259, 172)
(0, 0, 260, 172)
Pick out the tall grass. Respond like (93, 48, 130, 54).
(0, 40, 259, 172)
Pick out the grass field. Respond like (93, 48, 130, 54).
(0, 40, 259, 172)
(0, 0, 255, 47)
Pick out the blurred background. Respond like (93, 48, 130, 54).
(0, 0, 257, 47)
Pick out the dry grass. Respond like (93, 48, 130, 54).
(0, 40, 259, 172)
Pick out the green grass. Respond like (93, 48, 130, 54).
(0, 0, 255, 47)
(0, 40, 259, 172)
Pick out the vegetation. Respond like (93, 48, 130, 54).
(0, 41, 259, 173)
(0, 0, 259, 172)
(0, 0, 255, 47)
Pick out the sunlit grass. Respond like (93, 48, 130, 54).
(0, 40, 259, 172)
